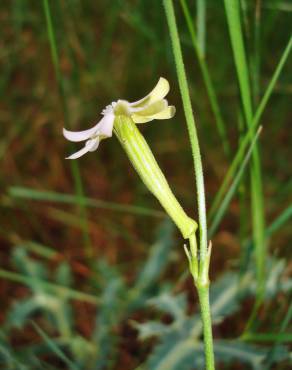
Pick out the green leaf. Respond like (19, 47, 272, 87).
(210, 273, 241, 321)
(132, 321, 170, 341)
(7, 298, 39, 329)
(145, 333, 201, 370)
(90, 260, 125, 370)
(32, 322, 79, 370)
(213, 340, 289, 370)
(135, 220, 174, 289)
(148, 292, 188, 321)
(12, 248, 48, 286)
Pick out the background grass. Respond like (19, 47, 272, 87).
(0, 1, 291, 369)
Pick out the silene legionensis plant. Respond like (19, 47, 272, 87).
(63, 77, 215, 368)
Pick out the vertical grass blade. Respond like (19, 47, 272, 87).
(252, 0, 262, 104)
(180, 0, 230, 156)
(42, 0, 92, 258)
(209, 127, 262, 237)
(223, 0, 253, 123)
(196, 0, 206, 56)
(223, 0, 266, 301)
(209, 35, 292, 221)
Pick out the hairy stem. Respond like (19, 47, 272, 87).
(197, 285, 215, 370)
(163, 1, 215, 369)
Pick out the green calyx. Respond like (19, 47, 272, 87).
(114, 115, 197, 239)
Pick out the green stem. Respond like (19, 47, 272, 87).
(197, 286, 215, 370)
(163, 0, 207, 261)
(163, 1, 215, 369)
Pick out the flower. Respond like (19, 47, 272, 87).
(62, 78, 197, 239)
(63, 77, 175, 159)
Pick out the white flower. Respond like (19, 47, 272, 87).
(63, 77, 175, 159)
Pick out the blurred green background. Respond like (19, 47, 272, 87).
(0, 0, 291, 369)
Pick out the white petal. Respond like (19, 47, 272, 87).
(63, 119, 102, 142)
(97, 113, 115, 137)
(129, 77, 170, 108)
(65, 138, 99, 159)
(88, 138, 100, 152)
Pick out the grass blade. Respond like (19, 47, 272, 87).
(196, 0, 206, 57)
(180, 0, 230, 156)
(8, 186, 164, 218)
(224, 0, 266, 300)
(31, 322, 79, 370)
(209, 35, 292, 221)
(252, 0, 262, 104)
(42, 0, 92, 258)
(252, 35, 292, 125)
(242, 332, 292, 343)
(223, 5, 292, 303)
(0, 268, 99, 305)
(223, 0, 253, 122)
(265, 204, 292, 237)
(209, 127, 262, 237)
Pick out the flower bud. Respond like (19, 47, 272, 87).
(114, 115, 197, 239)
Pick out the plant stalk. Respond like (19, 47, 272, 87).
(163, 1, 215, 369)
(197, 285, 215, 370)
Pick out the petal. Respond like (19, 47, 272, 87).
(131, 99, 168, 116)
(129, 77, 170, 108)
(88, 138, 100, 152)
(132, 106, 176, 124)
(132, 115, 154, 124)
(97, 113, 115, 137)
(151, 105, 176, 120)
(65, 138, 99, 159)
(63, 119, 102, 142)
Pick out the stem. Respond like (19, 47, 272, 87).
(197, 286, 215, 370)
(163, 1, 215, 369)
